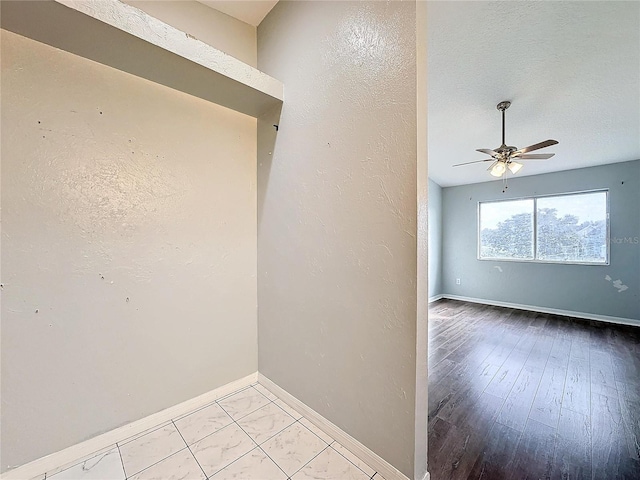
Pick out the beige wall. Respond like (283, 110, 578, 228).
(1, 30, 257, 471)
(122, 0, 257, 67)
(257, 2, 420, 477)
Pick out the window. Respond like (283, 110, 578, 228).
(479, 199, 534, 260)
(479, 191, 609, 265)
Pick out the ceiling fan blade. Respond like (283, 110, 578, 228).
(476, 148, 499, 157)
(513, 139, 558, 155)
(516, 153, 555, 160)
(453, 159, 493, 167)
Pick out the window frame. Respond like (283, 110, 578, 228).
(477, 189, 610, 266)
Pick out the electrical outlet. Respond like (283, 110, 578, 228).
(456, 278, 461, 285)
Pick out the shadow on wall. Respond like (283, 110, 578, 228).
(257, 103, 282, 228)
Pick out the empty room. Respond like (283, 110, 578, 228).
(426, 1, 640, 479)
(1, 1, 639, 480)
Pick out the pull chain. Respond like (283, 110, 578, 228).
(502, 170, 509, 193)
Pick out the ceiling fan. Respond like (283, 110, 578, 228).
(454, 101, 558, 180)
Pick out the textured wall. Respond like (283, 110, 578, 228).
(122, 0, 257, 67)
(442, 160, 640, 321)
(257, 2, 419, 477)
(1, 30, 257, 471)
(428, 179, 443, 299)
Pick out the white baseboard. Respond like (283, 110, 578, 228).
(441, 294, 640, 328)
(1, 372, 258, 480)
(258, 373, 410, 480)
(428, 294, 443, 303)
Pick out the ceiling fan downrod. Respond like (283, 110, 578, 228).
(497, 101, 511, 148)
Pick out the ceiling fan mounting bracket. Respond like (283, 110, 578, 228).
(496, 101, 511, 112)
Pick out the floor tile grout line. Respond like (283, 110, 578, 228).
(329, 442, 377, 478)
(171, 419, 208, 480)
(46, 444, 125, 479)
(203, 444, 259, 479)
(217, 386, 274, 422)
(224, 399, 299, 467)
(286, 444, 332, 478)
(184, 389, 276, 450)
(179, 386, 258, 422)
(116, 443, 127, 479)
(218, 393, 343, 479)
(256, 444, 290, 479)
(215, 384, 257, 403)
(217, 387, 302, 446)
(210, 396, 276, 477)
(184, 415, 244, 455)
(183, 384, 263, 426)
(224, 397, 275, 422)
(121, 445, 192, 479)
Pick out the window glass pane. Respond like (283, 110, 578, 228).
(480, 199, 534, 260)
(536, 191, 608, 263)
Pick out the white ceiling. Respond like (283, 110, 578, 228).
(427, 1, 640, 187)
(198, 0, 278, 26)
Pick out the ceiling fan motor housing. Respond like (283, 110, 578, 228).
(496, 145, 518, 156)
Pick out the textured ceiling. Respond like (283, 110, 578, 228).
(198, 0, 278, 26)
(427, 1, 640, 187)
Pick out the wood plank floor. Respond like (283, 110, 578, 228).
(428, 299, 640, 480)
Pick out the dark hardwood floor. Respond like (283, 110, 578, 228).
(428, 299, 640, 480)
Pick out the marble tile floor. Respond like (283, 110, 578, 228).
(40, 383, 386, 480)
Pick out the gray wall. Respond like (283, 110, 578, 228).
(1, 31, 258, 470)
(257, 1, 420, 477)
(428, 179, 443, 299)
(442, 160, 640, 321)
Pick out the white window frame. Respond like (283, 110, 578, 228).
(477, 189, 610, 266)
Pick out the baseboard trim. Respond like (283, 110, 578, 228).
(258, 373, 410, 480)
(428, 294, 444, 303)
(1, 372, 258, 480)
(441, 294, 640, 328)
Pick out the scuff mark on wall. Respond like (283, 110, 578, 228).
(605, 275, 628, 293)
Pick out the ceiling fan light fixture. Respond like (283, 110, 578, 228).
(508, 161, 523, 174)
(490, 162, 506, 177)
